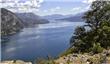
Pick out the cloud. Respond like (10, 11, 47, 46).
(44, 0, 81, 2)
(43, 10, 48, 12)
(39, 0, 44, 3)
(85, 5, 90, 10)
(71, 7, 82, 12)
(50, 6, 61, 12)
(82, 0, 96, 4)
(70, 5, 90, 15)
(0, 0, 44, 12)
(56, 7, 61, 10)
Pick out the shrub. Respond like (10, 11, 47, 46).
(91, 43, 104, 54)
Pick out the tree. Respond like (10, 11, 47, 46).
(70, 1, 110, 53)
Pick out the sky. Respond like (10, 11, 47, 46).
(0, 0, 96, 16)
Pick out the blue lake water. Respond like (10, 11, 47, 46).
(1, 21, 84, 62)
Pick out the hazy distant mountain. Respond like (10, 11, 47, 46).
(58, 13, 84, 22)
(43, 13, 84, 22)
(43, 14, 71, 20)
(1, 8, 24, 36)
(16, 13, 49, 27)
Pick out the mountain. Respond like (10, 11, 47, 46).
(16, 13, 49, 27)
(43, 13, 84, 22)
(43, 14, 70, 20)
(1, 8, 24, 36)
(58, 13, 84, 22)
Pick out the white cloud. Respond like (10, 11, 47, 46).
(70, 5, 90, 15)
(82, 0, 96, 4)
(39, 0, 44, 3)
(44, 0, 80, 2)
(43, 10, 48, 12)
(0, 0, 44, 12)
(50, 6, 61, 12)
(55, 6, 61, 10)
(71, 7, 82, 12)
(85, 5, 90, 10)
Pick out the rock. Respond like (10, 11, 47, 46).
(102, 49, 110, 56)
(60, 62, 64, 64)
(106, 49, 110, 56)
(86, 61, 90, 64)
(0, 60, 32, 64)
(55, 49, 110, 64)
(1, 8, 24, 36)
(72, 54, 78, 57)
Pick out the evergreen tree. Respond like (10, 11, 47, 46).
(70, 1, 110, 53)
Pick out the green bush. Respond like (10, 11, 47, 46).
(70, 1, 110, 53)
(91, 43, 104, 54)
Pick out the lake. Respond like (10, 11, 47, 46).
(1, 21, 84, 62)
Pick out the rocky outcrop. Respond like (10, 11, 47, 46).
(55, 49, 110, 64)
(0, 60, 32, 64)
(1, 8, 24, 36)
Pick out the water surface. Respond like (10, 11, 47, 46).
(1, 21, 84, 61)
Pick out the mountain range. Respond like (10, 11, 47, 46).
(1, 8, 49, 36)
(1, 7, 84, 37)
(43, 13, 84, 22)
(16, 13, 49, 27)
(43, 14, 71, 20)
(59, 13, 84, 22)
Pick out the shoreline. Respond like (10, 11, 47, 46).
(1, 49, 110, 64)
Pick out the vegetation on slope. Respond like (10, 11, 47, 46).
(70, 1, 110, 54)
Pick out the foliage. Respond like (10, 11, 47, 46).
(70, 1, 110, 53)
(90, 43, 104, 54)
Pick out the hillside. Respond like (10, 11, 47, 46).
(43, 14, 71, 20)
(1, 8, 24, 36)
(16, 13, 49, 27)
(58, 13, 84, 22)
(43, 13, 84, 22)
